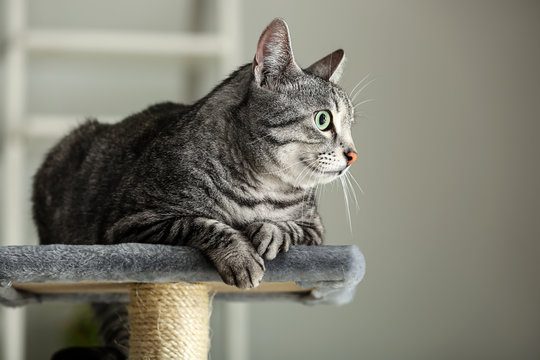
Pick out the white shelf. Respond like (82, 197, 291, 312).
(26, 30, 226, 57)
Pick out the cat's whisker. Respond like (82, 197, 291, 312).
(294, 159, 319, 188)
(353, 98, 375, 109)
(349, 73, 371, 99)
(294, 166, 311, 189)
(347, 172, 365, 194)
(353, 113, 369, 122)
(340, 176, 353, 233)
(344, 173, 360, 211)
(351, 78, 376, 103)
(342, 174, 353, 211)
(293, 162, 313, 187)
(301, 164, 316, 187)
(315, 183, 323, 204)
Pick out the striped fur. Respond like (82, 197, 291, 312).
(33, 19, 356, 360)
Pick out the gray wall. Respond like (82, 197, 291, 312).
(2, 1, 540, 359)
(245, 1, 540, 359)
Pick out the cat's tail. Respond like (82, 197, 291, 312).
(51, 303, 129, 360)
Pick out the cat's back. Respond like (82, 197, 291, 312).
(32, 101, 190, 245)
(32, 118, 110, 244)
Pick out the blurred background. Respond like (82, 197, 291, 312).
(1, 0, 539, 359)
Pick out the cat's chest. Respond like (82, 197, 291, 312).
(219, 190, 311, 227)
(232, 203, 299, 224)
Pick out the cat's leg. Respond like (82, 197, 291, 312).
(295, 214, 325, 246)
(246, 215, 324, 260)
(51, 303, 129, 360)
(107, 214, 265, 288)
(185, 217, 266, 288)
(51, 347, 125, 360)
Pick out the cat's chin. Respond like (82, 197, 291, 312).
(285, 169, 345, 188)
(317, 172, 342, 185)
(316, 167, 352, 185)
(297, 171, 342, 188)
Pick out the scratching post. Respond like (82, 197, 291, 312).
(128, 282, 211, 360)
(0, 244, 365, 358)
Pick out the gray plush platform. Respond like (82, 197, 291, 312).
(0, 244, 365, 306)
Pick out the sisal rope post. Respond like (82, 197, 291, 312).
(128, 282, 211, 360)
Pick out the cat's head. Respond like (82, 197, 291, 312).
(245, 18, 357, 189)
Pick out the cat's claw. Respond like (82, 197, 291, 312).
(248, 222, 291, 260)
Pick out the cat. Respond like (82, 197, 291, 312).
(32, 18, 357, 360)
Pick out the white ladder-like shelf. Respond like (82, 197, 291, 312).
(26, 30, 226, 57)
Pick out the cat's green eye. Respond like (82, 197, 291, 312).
(314, 110, 333, 131)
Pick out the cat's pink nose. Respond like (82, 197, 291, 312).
(345, 150, 358, 166)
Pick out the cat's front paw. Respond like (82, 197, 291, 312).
(207, 235, 265, 289)
(246, 222, 293, 260)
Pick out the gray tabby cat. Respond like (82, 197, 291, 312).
(33, 19, 357, 360)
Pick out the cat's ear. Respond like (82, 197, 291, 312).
(252, 18, 302, 88)
(305, 49, 346, 83)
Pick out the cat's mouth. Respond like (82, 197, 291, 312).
(301, 160, 345, 179)
(323, 169, 343, 176)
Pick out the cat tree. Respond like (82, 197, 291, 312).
(0, 243, 364, 359)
